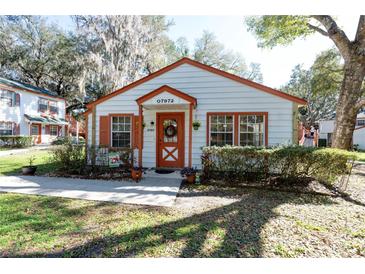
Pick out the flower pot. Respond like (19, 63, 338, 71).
(22, 166, 37, 176)
(131, 169, 142, 181)
(186, 174, 196, 183)
(193, 126, 200, 130)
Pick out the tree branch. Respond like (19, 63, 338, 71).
(311, 15, 352, 61)
(355, 15, 365, 47)
(356, 99, 365, 110)
(307, 23, 328, 37)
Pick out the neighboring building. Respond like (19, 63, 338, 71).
(65, 113, 86, 139)
(84, 58, 307, 169)
(0, 77, 68, 144)
(319, 112, 365, 149)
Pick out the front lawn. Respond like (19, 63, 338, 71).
(0, 150, 58, 176)
(0, 183, 364, 257)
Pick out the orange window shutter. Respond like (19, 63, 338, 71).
(99, 116, 109, 146)
(45, 125, 50, 135)
(133, 116, 140, 148)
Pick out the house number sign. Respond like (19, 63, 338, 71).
(156, 98, 175, 104)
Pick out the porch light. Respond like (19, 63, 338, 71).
(150, 121, 155, 126)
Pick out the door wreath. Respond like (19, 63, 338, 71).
(164, 124, 177, 137)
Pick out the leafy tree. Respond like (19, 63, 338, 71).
(245, 15, 365, 149)
(281, 49, 342, 127)
(73, 15, 172, 99)
(0, 16, 83, 102)
(169, 31, 263, 82)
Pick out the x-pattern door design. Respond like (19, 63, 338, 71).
(157, 112, 184, 168)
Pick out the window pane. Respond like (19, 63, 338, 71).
(226, 115, 233, 123)
(239, 115, 265, 147)
(112, 132, 131, 148)
(210, 115, 234, 146)
(256, 115, 263, 123)
(240, 124, 247, 132)
(240, 115, 248, 124)
(248, 115, 255, 123)
(111, 116, 132, 147)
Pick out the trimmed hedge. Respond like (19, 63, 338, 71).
(0, 135, 33, 148)
(201, 145, 357, 184)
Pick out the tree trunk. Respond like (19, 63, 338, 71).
(332, 57, 365, 149)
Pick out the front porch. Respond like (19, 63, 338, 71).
(24, 114, 68, 144)
(136, 85, 197, 169)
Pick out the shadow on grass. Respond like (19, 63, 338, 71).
(5, 189, 337, 258)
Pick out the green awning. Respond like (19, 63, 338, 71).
(24, 114, 68, 126)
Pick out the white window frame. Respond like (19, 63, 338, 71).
(0, 122, 13, 135)
(238, 114, 265, 147)
(110, 116, 132, 148)
(38, 98, 48, 113)
(49, 100, 59, 114)
(356, 119, 365, 126)
(209, 114, 234, 146)
(50, 125, 58, 136)
(0, 89, 13, 107)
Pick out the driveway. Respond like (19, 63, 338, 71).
(0, 174, 182, 207)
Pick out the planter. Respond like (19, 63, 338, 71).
(131, 168, 142, 181)
(193, 125, 200, 130)
(22, 166, 37, 176)
(186, 174, 196, 183)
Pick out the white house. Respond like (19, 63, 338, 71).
(85, 58, 307, 169)
(319, 113, 365, 149)
(0, 77, 67, 144)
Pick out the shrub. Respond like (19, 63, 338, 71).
(52, 136, 85, 145)
(52, 139, 85, 173)
(201, 145, 357, 184)
(0, 135, 33, 148)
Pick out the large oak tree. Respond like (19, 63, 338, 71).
(246, 16, 365, 149)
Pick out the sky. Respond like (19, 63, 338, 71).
(48, 15, 359, 89)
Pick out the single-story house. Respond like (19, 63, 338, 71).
(319, 112, 365, 149)
(84, 58, 307, 169)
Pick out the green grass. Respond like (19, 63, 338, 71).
(0, 187, 364, 258)
(0, 150, 58, 176)
(354, 151, 365, 162)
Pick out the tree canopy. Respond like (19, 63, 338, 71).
(281, 49, 342, 127)
(246, 15, 365, 149)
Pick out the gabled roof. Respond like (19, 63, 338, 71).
(0, 77, 64, 100)
(86, 57, 307, 110)
(136, 85, 197, 106)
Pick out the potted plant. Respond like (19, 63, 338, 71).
(22, 155, 37, 175)
(180, 167, 198, 183)
(192, 121, 201, 130)
(131, 159, 142, 182)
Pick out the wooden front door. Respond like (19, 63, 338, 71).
(157, 112, 185, 168)
(31, 124, 41, 144)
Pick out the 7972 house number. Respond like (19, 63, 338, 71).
(156, 98, 175, 103)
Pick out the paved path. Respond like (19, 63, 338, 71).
(0, 145, 51, 157)
(0, 174, 182, 207)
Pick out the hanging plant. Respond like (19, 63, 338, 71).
(192, 121, 201, 130)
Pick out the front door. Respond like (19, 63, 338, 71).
(31, 124, 41, 144)
(157, 112, 185, 168)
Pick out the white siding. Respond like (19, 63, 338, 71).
(93, 63, 294, 168)
(353, 128, 365, 149)
(0, 88, 66, 143)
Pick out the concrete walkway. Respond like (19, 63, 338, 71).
(0, 145, 51, 157)
(0, 173, 182, 207)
